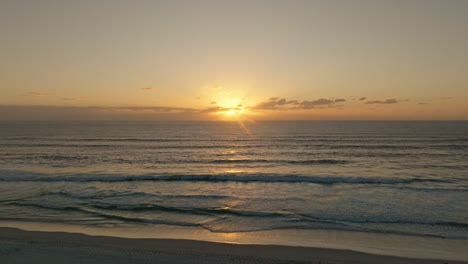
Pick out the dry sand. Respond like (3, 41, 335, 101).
(0, 227, 466, 264)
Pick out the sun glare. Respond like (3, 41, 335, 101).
(215, 97, 247, 120)
(225, 108, 239, 116)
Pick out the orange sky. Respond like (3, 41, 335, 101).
(1, 0, 467, 120)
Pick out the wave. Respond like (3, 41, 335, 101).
(6, 136, 468, 143)
(5, 201, 468, 239)
(38, 191, 231, 201)
(2, 142, 467, 151)
(210, 159, 349, 165)
(296, 213, 468, 229)
(90, 203, 284, 218)
(286, 159, 349, 165)
(0, 143, 114, 148)
(211, 159, 270, 164)
(0, 155, 352, 165)
(6, 202, 202, 228)
(388, 186, 468, 193)
(0, 171, 447, 185)
(9, 200, 468, 229)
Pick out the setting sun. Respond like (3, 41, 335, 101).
(213, 97, 249, 120)
(225, 109, 238, 116)
(221, 107, 246, 120)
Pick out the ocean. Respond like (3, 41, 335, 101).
(0, 121, 467, 241)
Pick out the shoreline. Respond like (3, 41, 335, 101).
(1, 226, 467, 264)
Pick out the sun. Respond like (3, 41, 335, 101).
(225, 108, 239, 116)
(210, 97, 252, 132)
(214, 97, 247, 120)
(222, 107, 244, 120)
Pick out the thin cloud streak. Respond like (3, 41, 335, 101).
(21, 92, 51, 97)
(365, 99, 399, 104)
(251, 97, 346, 110)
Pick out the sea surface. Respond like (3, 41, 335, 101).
(0, 121, 467, 240)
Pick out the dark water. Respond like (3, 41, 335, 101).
(0, 121, 467, 239)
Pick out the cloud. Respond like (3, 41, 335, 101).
(210, 101, 217, 105)
(251, 98, 298, 110)
(365, 99, 399, 104)
(100, 105, 247, 114)
(0, 103, 247, 121)
(299, 98, 335, 108)
(141, 87, 153, 91)
(21, 92, 50, 97)
(0, 105, 205, 121)
(21, 92, 88, 101)
(200, 106, 225, 113)
(251, 97, 345, 111)
(359, 97, 367, 101)
(112, 106, 197, 113)
(418, 102, 427, 105)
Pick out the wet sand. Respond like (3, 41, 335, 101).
(0, 227, 466, 264)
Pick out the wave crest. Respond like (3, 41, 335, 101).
(0, 171, 446, 185)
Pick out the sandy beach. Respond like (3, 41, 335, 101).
(0, 227, 466, 264)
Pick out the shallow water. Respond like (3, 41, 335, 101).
(0, 121, 467, 239)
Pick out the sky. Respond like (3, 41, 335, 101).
(1, 0, 467, 120)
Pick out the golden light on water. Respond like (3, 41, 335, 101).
(217, 232, 243, 244)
